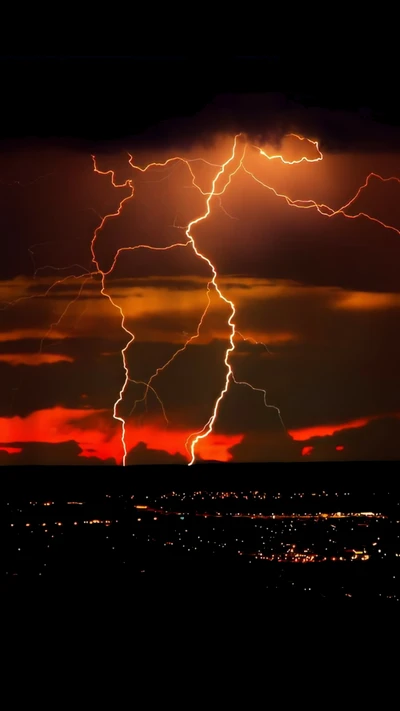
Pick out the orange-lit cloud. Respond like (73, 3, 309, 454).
(0, 328, 68, 342)
(0, 353, 74, 366)
(290, 416, 371, 442)
(289, 413, 400, 442)
(0, 406, 242, 464)
(302, 444, 345, 456)
(333, 291, 400, 311)
(5, 275, 400, 349)
(0, 276, 38, 303)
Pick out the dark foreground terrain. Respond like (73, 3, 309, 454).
(2, 464, 399, 605)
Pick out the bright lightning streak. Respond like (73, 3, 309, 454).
(245, 151, 400, 237)
(5, 130, 400, 467)
(256, 133, 323, 165)
(183, 135, 247, 464)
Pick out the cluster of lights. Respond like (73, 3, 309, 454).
(162, 491, 381, 501)
(250, 550, 371, 563)
(135, 503, 385, 522)
(4, 494, 399, 588)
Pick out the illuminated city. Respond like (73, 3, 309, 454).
(3, 482, 399, 600)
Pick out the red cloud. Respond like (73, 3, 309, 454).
(301, 446, 314, 456)
(290, 416, 371, 442)
(0, 406, 243, 464)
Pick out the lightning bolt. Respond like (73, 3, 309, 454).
(183, 135, 246, 464)
(90, 139, 248, 465)
(4, 131, 400, 466)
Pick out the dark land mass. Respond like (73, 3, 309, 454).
(2, 55, 400, 144)
(1, 461, 398, 498)
(2, 463, 399, 608)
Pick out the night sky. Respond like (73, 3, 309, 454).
(1, 56, 399, 465)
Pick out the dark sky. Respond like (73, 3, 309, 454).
(1, 56, 399, 465)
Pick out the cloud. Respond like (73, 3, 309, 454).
(292, 415, 400, 461)
(289, 415, 375, 442)
(10, 275, 400, 351)
(0, 406, 243, 464)
(301, 446, 313, 457)
(332, 291, 400, 311)
(229, 428, 300, 462)
(2, 275, 400, 440)
(4, 275, 400, 362)
(0, 353, 73, 365)
(231, 413, 400, 462)
(0, 327, 68, 342)
(127, 441, 186, 465)
(0, 440, 114, 466)
(86, 93, 400, 155)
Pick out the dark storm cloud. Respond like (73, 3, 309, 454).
(234, 283, 400, 344)
(0, 356, 124, 417)
(14, 92, 398, 157)
(0, 335, 125, 359)
(124, 338, 231, 429)
(243, 224, 400, 294)
(0, 338, 62, 355)
(0, 441, 114, 466)
(127, 442, 186, 465)
(279, 342, 400, 433)
(26, 279, 101, 298)
(229, 429, 300, 463)
(112, 277, 207, 292)
(43, 278, 208, 298)
(23, 276, 256, 299)
(0, 338, 235, 425)
(88, 94, 400, 155)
